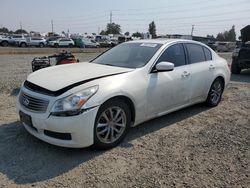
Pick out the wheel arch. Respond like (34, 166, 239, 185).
(101, 95, 136, 125)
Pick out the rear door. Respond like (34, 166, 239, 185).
(184, 43, 213, 101)
(146, 43, 192, 117)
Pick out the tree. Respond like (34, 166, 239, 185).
(132, 32, 143, 38)
(106, 23, 121, 35)
(228, 25, 236, 41)
(15, 29, 28, 34)
(0, 27, 13, 34)
(100, 30, 106, 35)
(206, 34, 215, 39)
(216, 25, 236, 41)
(148, 21, 157, 38)
(124, 31, 130, 36)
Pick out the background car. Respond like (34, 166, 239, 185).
(216, 41, 235, 52)
(0, 35, 9, 47)
(231, 25, 250, 74)
(48, 38, 75, 47)
(8, 35, 27, 47)
(82, 38, 100, 48)
(26, 37, 47, 47)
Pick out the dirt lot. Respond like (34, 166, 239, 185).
(0, 52, 249, 187)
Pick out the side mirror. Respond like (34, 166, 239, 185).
(155, 61, 174, 72)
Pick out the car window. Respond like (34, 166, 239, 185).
(92, 42, 162, 68)
(185, 43, 206, 64)
(157, 44, 186, 67)
(203, 47, 212, 61)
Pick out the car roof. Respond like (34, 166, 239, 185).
(128, 39, 200, 45)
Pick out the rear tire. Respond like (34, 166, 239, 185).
(231, 59, 241, 74)
(205, 78, 224, 107)
(94, 100, 131, 149)
(54, 43, 59, 48)
(39, 43, 45, 48)
(69, 44, 73, 48)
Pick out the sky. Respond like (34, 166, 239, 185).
(1, 0, 250, 38)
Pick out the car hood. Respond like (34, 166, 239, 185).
(27, 62, 133, 92)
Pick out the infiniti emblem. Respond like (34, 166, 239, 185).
(23, 98, 30, 106)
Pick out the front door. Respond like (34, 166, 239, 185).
(146, 43, 192, 118)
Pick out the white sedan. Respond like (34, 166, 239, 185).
(16, 39, 230, 149)
(48, 38, 74, 47)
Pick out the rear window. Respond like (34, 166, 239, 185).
(185, 43, 206, 64)
(203, 47, 212, 61)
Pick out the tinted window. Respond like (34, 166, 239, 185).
(92, 43, 162, 68)
(157, 44, 186, 67)
(186, 43, 206, 64)
(203, 47, 212, 60)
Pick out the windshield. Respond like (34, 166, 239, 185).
(92, 42, 162, 68)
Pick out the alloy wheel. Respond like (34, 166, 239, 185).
(96, 106, 127, 144)
(210, 80, 222, 104)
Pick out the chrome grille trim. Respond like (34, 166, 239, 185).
(19, 91, 49, 113)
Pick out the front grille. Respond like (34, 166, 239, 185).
(19, 92, 49, 113)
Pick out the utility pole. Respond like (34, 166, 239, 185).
(110, 11, 112, 24)
(191, 25, 194, 37)
(20, 21, 22, 30)
(51, 19, 54, 33)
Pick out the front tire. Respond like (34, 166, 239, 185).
(39, 43, 45, 48)
(94, 100, 131, 149)
(205, 78, 224, 107)
(20, 42, 27, 47)
(1, 41, 8, 47)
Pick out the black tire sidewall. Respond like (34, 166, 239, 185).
(93, 100, 131, 149)
(21, 43, 26, 47)
(206, 78, 224, 107)
(39, 43, 44, 48)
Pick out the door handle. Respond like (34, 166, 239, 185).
(182, 71, 190, 77)
(209, 65, 215, 70)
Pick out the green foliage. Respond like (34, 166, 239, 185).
(100, 30, 106, 35)
(216, 25, 236, 41)
(132, 32, 143, 38)
(106, 23, 121, 35)
(206, 34, 215, 39)
(148, 21, 157, 38)
(14, 29, 28, 34)
(0, 27, 13, 34)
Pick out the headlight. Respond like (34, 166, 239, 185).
(51, 85, 98, 116)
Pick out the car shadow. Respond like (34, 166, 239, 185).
(0, 103, 209, 184)
(231, 69, 250, 84)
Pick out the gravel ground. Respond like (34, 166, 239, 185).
(0, 52, 249, 187)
